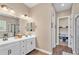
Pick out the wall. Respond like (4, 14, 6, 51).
(30, 3, 55, 53)
(72, 3, 79, 14)
(57, 10, 71, 17)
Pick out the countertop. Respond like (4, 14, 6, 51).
(0, 35, 36, 46)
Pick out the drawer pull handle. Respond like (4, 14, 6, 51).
(8, 49, 11, 55)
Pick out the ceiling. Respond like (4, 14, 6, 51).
(24, 3, 72, 12)
(53, 3, 72, 12)
(24, 3, 39, 8)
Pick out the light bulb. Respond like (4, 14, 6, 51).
(2, 7, 8, 11)
(10, 10, 15, 14)
(21, 15, 24, 18)
(26, 16, 29, 19)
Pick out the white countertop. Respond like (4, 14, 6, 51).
(0, 35, 36, 46)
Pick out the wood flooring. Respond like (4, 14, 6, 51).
(27, 45, 73, 55)
(27, 49, 48, 55)
(53, 45, 73, 55)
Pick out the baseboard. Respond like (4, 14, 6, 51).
(35, 48, 52, 55)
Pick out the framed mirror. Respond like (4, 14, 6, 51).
(26, 22, 36, 32)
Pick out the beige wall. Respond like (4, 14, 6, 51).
(57, 10, 71, 17)
(30, 3, 55, 52)
(72, 3, 79, 14)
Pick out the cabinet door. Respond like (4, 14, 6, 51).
(0, 46, 8, 55)
(31, 38, 36, 50)
(26, 38, 36, 53)
(26, 39, 33, 53)
(8, 46, 21, 55)
(7, 42, 21, 55)
(20, 38, 36, 55)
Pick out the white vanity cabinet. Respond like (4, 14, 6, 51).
(0, 41, 21, 55)
(0, 45, 9, 55)
(20, 40, 27, 55)
(7, 42, 21, 55)
(26, 38, 36, 53)
(20, 38, 36, 55)
(0, 37, 36, 55)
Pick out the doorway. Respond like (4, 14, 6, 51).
(57, 16, 71, 47)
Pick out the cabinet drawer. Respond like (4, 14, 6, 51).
(20, 40, 27, 48)
(21, 48, 27, 55)
(7, 41, 21, 47)
(0, 46, 8, 55)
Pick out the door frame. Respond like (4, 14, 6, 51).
(74, 13, 79, 54)
(51, 12, 56, 48)
(57, 16, 71, 47)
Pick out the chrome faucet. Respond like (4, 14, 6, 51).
(3, 33, 8, 41)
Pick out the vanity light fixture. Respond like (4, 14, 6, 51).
(29, 17, 33, 22)
(21, 14, 29, 19)
(21, 14, 25, 18)
(24, 14, 29, 19)
(10, 9, 15, 14)
(20, 14, 33, 22)
(26, 16, 29, 19)
(1, 5, 8, 11)
(1, 5, 15, 14)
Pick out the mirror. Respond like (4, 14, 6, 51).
(0, 20, 6, 31)
(26, 22, 36, 32)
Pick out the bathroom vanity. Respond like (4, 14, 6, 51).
(0, 36, 36, 55)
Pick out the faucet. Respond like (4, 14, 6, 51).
(3, 33, 8, 41)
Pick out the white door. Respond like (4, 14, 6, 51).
(75, 15, 79, 54)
